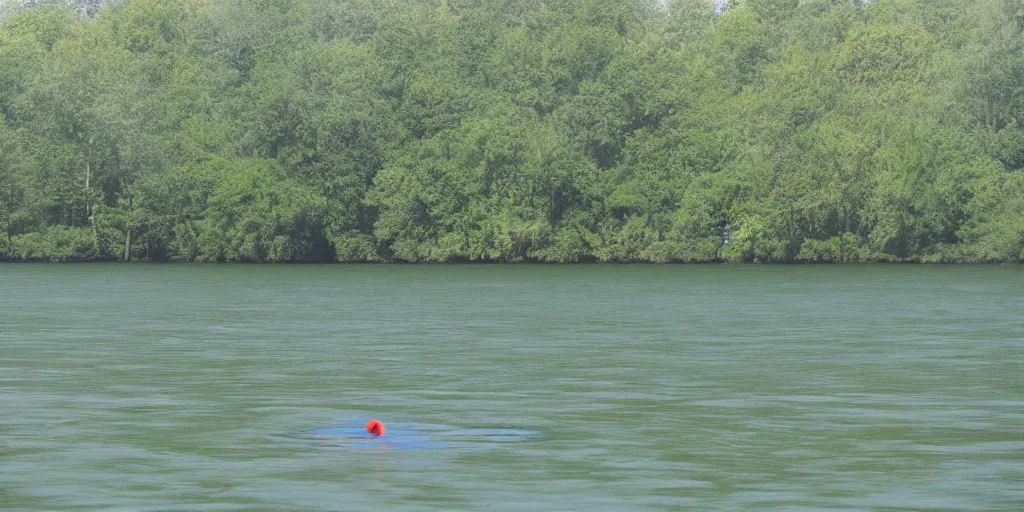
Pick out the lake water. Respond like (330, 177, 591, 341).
(1, 264, 1022, 511)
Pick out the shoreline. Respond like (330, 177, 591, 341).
(1, 259, 1019, 265)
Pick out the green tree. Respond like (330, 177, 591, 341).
(194, 157, 330, 262)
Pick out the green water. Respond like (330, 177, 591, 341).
(1, 264, 1022, 511)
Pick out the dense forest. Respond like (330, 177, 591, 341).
(1, 0, 1022, 263)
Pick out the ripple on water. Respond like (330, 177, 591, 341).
(305, 420, 540, 450)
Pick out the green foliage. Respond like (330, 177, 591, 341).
(9, 225, 97, 262)
(796, 233, 864, 263)
(193, 158, 330, 262)
(1, 0, 1022, 263)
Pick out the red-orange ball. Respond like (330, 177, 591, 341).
(366, 419, 385, 436)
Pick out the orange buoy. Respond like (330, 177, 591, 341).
(366, 419, 386, 436)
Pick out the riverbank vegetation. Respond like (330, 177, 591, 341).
(1, 0, 1023, 263)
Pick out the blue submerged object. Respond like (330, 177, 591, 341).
(307, 420, 538, 451)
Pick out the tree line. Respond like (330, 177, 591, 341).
(1, 0, 1023, 263)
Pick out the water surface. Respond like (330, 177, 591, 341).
(1, 264, 1022, 511)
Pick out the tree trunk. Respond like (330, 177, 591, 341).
(92, 221, 100, 257)
(85, 160, 91, 219)
(123, 194, 133, 262)
(86, 160, 100, 256)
